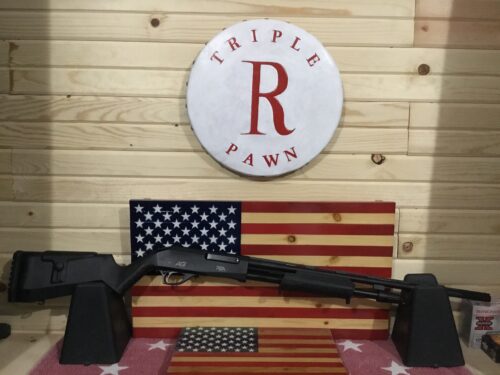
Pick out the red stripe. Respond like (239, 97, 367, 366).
(172, 352, 340, 358)
(133, 327, 181, 338)
(259, 335, 334, 340)
(241, 223, 394, 235)
(170, 362, 344, 367)
(241, 245, 393, 256)
(132, 285, 329, 297)
(331, 328, 389, 340)
(132, 283, 392, 297)
(132, 306, 389, 319)
(259, 344, 337, 348)
(242, 201, 395, 213)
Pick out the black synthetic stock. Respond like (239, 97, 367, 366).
(9, 251, 121, 301)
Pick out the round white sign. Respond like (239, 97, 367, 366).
(187, 19, 343, 177)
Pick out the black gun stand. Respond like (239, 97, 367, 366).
(59, 274, 465, 367)
(392, 274, 464, 367)
(60, 282, 131, 365)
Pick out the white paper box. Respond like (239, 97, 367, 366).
(461, 299, 500, 348)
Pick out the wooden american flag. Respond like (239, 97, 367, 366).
(166, 327, 347, 374)
(130, 201, 395, 339)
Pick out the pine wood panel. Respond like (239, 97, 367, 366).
(0, 306, 68, 332)
(0, 123, 408, 154)
(12, 68, 188, 97)
(0, 202, 128, 228)
(286, 155, 500, 183)
(392, 259, 500, 285)
(0, 292, 68, 308)
(0, 177, 13, 200)
(12, 69, 500, 102)
(0, 204, 395, 229)
(399, 209, 500, 234)
(0, 68, 9, 93)
(0, 334, 62, 375)
(0, 96, 409, 128)
(409, 129, 500, 156)
(10, 41, 202, 70)
(0, 0, 415, 17)
(0, 12, 414, 46)
(11, 150, 500, 184)
(0, 41, 8, 66)
(410, 103, 500, 130)
(12, 177, 500, 209)
(0, 0, 499, 340)
(0, 150, 11, 174)
(4, 204, 499, 236)
(0, 122, 198, 151)
(343, 74, 500, 102)
(0, 95, 189, 124)
(398, 233, 500, 260)
(416, 0, 500, 21)
(11, 42, 500, 76)
(0, 228, 128, 254)
(415, 19, 500, 49)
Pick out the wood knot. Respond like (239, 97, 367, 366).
(418, 64, 430, 76)
(287, 235, 296, 243)
(28, 211, 34, 216)
(371, 154, 386, 165)
(333, 213, 342, 222)
(402, 242, 414, 252)
(150, 18, 160, 27)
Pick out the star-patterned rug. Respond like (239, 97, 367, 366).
(30, 335, 473, 374)
(29, 338, 176, 375)
(338, 339, 473, 375)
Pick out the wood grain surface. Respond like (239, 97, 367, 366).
(10, 42, 500, 75)
(0, 96, 409, 127)
(0, 0, 416, 17)
(11, 69, 500, 102)
(0, 12, 414, 46)
(10, 177, 500, 209)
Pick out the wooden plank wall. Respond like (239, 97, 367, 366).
(0, 0, 499, 333)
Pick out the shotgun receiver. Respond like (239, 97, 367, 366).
(8, 246, 490, 304)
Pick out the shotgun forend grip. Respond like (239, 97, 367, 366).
(280, 271, 355, 301)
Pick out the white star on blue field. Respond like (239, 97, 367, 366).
(130, 200, 241, 260)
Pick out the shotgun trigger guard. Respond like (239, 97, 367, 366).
(161, 271, 196, 285)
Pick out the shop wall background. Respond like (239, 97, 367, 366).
(0, 0, 499, 333)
